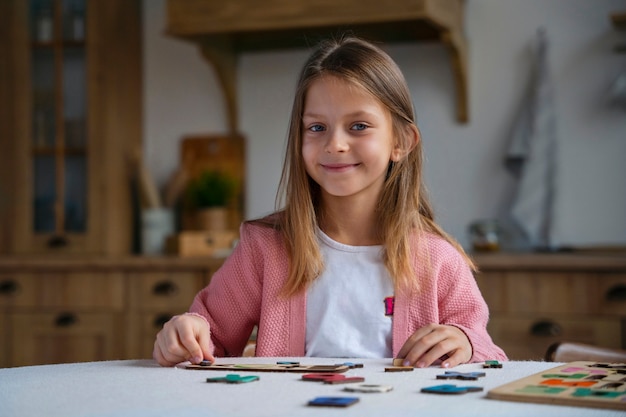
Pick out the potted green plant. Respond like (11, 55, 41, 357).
(185, 170, 236, 230)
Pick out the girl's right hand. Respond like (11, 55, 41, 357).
(153, 314, 214, 367)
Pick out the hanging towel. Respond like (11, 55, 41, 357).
(505, 28, 558, 250)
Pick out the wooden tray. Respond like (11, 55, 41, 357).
(487, 361, 626, 410)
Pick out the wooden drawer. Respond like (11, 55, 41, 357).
(0, 273, 124, 310)
(9, 311, 125, 367)
(476, 271, 626, 315)
(129, 272, 204, 311)
(487, 315, 623, 360)
(592, 273, 626, 315)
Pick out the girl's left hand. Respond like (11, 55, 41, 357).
(396, 323, 472, 368)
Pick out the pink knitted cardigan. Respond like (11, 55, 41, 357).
(189, 221, 507, 362)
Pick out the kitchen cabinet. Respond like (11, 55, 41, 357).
(11, 312, 124, 367)
(473, 252, 626, 360)
(0, 0, 141, 255)
(127, 271, 208, 359)
(0, 257, 221, 368)
(166, 0, 469, 130)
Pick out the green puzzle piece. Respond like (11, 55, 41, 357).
(572, 388, 626, 399)
(541, 373, 587, 379)
(516, 385, 567, 395)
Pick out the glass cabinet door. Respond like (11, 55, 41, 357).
(30, 0, 87, 245)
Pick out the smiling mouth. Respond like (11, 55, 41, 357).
(321, 163, 359, 172)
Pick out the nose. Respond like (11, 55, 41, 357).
(324, 129, 349, 153)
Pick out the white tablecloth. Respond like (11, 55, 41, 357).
(0, 357, 621, 417)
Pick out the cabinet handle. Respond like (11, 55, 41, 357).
(152, 281, 178, 296)
(605, 284, 626, 302)
(153, 314, 172, 329)
(47, 235, 69, 248)
(55, 312, 78, 327)
(0, 280, 19, 295)
(530, 320, 562, 337)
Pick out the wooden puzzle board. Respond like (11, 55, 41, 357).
(487, 361, 626, 410)
(185, 363, 350, 373)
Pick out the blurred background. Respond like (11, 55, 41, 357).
(145, 0, 626, 251)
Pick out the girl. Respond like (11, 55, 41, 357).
(154, 36, 507, 368)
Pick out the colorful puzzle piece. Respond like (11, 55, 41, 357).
(307, 396, 360, 407)
(572, 388, 626, 398)
(436, 371, 486, 381)
(541, 373, 587, 379)
(385, 366, 413, 372)
(421, 384, 483, 395)
(336, 362, 364, 368)
(344, 384, 393, 393)
(540, 378, 597, 388)
(483, 360, 503, 368)
(302, 373, 365, 384)
(205, 374, 260, 384)
(515, 385, 568, 395)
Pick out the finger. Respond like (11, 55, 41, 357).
(157, 323, 193, 365)
(177, 323, 204, 363)
(413, 338, 456, 368)
(414, 327, 472, 368)
(153, 341, 179, 367)
(440, 349, 467, 369)
(396, 324, 438, 363)
(196, 325, 215, 363)
(153, 342, 166, 366)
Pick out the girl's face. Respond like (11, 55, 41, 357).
(302, 75, 402, 204)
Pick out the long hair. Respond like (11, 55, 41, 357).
(265, 36, 474, 296)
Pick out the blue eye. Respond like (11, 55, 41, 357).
(351, 123, 367, 131)
(308, 124, 325, 132)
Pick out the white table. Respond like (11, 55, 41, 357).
(0, 358, 621, 417)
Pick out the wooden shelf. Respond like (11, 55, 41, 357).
(166, 0, 469, 130)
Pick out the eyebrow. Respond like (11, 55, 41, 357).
(302, 110, 380, 120)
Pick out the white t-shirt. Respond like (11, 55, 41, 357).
(305, 229, 394, 358)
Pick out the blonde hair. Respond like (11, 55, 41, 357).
(254, 36, 474, 296)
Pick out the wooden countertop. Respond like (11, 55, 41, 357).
(0, 255, 225, 272)
(0, 251, 624, 273)
(472, 251, 626, 272)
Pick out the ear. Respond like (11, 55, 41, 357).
(390, 124, 420, 162)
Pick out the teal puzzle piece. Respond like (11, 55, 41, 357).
(421, 384, 483, 395)
(572, 388, 626, 399)
(206, 374, 260, 384)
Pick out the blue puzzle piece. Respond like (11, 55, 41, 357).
(308, 396, 360, 407)
(421, 384, 483, 395)
(336, 362, 364, 368)
(436, 371, 486, 381)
